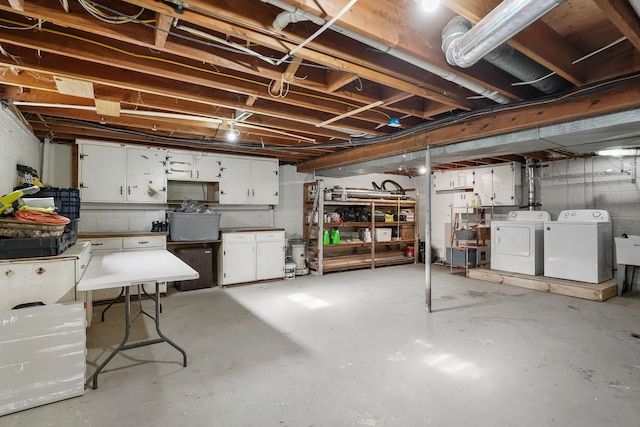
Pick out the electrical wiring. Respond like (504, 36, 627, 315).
(14, 210, 71, 225)
(39, 70, 640, 152)
(78, 0, 145, 25)
(67, 1, 392, 120)
(0, 17, 390, 121)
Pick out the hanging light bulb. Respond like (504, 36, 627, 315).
(421, 0, 439, 12)
(227, 122, 240, 142)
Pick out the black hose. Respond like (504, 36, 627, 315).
(380, 179, 404, 194)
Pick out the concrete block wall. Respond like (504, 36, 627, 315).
(0, 105, 41, 195)
(422, 156, 639, 263)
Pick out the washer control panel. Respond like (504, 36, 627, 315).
(557, 209, 610, 222)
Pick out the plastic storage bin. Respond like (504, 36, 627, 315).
(168, 212, 221, 241)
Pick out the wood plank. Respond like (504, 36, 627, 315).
(467, 268, 617, 302)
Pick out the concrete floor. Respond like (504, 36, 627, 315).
(4, 264, 640, 426)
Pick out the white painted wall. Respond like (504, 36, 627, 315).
(0, 105, 41, 195)
(273, 165, 416, 241)
(424, 156, 640, 264)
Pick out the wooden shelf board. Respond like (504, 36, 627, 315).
(467, 268, 617, 302)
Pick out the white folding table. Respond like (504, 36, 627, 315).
(78, 249, 199, 389)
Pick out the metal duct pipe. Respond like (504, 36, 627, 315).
(442, 16, 572, 94)
(525, 157, 540, 210)
(444, 0, 566, 69)
(260, 0, 511, 104)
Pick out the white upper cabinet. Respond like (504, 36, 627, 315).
(78, 140, 167, 203)
(166, 151, 194, 180)
(432, 169, 474, 191)
(125, 147, 168, 203)
(474, 162, 521, 206)
(193, 153, 221, 181)
(219, 156, 279, 205)
(78, 142, 126, 203)
(166, 151, 221, 182)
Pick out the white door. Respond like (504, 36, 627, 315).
(219, 156, 250, 204)
(256, 234, 284, 280)
(166, 151, 194, 180)
(491, 163, 516, 206)
(474, 167, 493, 206)
(250, 159, 279, 205)
(432, 170, 455, 191)
(494, 224, 531, 256)
(79, 143, 126, 202)
(222, 241, 256, 285)
(194, 154, 221, 181)
(126, 148, 167, 203)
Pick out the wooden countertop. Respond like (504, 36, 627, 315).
(78, 232, 168, 238)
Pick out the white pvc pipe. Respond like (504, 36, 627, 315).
(275, 0, 358, 66)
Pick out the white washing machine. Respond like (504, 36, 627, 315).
(491, 210, 551, 275)
(544, 209, 613, 283)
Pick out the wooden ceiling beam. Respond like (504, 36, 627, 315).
(0, 45, 388, 137)
(120, 0, 470, 110)
(154, 12, 173, 48)
(0, 5, 441, 126)
(0, 29, 395, 127)
(592, 0, 640, 52)
(297, 78, 640, 172)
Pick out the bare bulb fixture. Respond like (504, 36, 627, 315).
(227, 123, 240, 142)
(421, 0, 439, 12)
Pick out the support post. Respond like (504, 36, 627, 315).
(425, 147, 432, 313)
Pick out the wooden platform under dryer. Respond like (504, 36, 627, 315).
(467, 268, 617, 302)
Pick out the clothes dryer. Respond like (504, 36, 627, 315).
(544, 209, 612, 283)
(491, 210, 551, 275)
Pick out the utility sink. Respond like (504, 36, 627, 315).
(615, 235, 640, 266)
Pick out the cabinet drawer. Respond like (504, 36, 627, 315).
(255, 231, 284, 242)
(87, 238, 122, 252)
(223, 232, 256, 243)
(76, 243, 92, 281)
(122, 236, 165, 250)
(0, 259, 76, 310)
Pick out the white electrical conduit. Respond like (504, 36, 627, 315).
(260, 0, 511, 104)
(12, 102, 315, 141)
(444, 0, 566, 68)
(176, 24, 278, 66)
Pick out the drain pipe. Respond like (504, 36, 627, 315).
(444, 0, 566, 69)
(260, 0, 511, 104)
(442, 16, 572, 94)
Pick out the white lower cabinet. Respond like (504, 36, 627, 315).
(79, 234, 167, 301)
(0, 242, 92, 326)
(219, 230, 285, 286)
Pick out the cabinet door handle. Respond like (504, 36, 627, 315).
(138, 241, 149, 245)
(247, 189, 250, 196)
(196, 171, 199, 179)
(252, 189, 255, 197)
(128, 186, 131, 195)
(120, 186, 123, 195)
